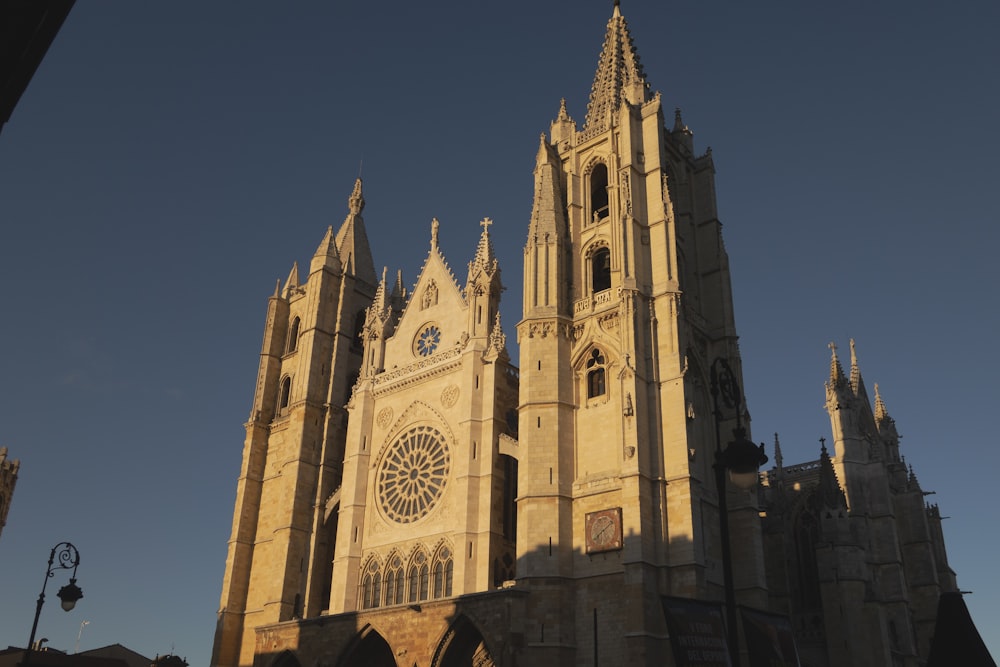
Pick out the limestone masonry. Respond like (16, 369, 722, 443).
(211, 5, 958, 666)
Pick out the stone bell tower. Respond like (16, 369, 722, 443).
(212, 180, 378, 667)
(515, 3, 767, 664)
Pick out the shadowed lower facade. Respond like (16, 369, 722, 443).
(211, 5, 963, 667)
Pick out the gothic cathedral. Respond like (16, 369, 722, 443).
(212, 5, 960, 667)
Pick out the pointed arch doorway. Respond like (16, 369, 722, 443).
(431, 615, 496, 667)
(337, 625, 395, 667)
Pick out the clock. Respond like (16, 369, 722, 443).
(585, 507, 623, 553)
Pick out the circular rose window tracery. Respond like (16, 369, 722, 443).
(377, 425, 450, 523)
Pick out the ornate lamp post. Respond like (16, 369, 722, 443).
(23, 542, 83, 664)
(710, 359, 767, 667)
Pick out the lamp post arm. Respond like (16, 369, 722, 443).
(24, 542, 81, 664)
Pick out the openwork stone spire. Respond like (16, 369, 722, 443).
(583, 1, 648, 136)
(469, 217, 498, 278)
(827, 341, 848, 388)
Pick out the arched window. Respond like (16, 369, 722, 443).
(408, 550, 430, 602)
(361, 558, 381, 609)
(419, 563, 429, 601)
(287, 317, 301, 353)
(590, 163, 609, 223)
(432, 546, 453, 598)
(407, 566, 418, 603)
(278, 376, 292, 414)
(433, 561, 443, 598)
(384, 554, 404, 606)
(587, 349, 606, 398)
(591, 247, 611, 293)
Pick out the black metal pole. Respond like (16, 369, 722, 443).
(23, 543, 81, 666)
(710, 359, 742, 667)
(714, 452, 740, 667)
(24, 545, 57, 664)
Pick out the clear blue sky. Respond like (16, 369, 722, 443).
(1, 2, 997, 663)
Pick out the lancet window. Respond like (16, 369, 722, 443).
(384, 553, 404, 606)
(591, 247, 611, 293)
(360, 557, 382, 610)
(407, 549, 430, 602)
(586, 349, 607, 399)
(286, 317, 301, 353)
(431, 545, 454, 599)
(278, 376, 292, 415)
(589, 163, 609, 223)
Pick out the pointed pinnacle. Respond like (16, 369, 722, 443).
(348, 178, 364, 214)
(557, 98, 570, 121)
(874, 383, 890, 422)
(430, 218, 440, 251)
(849, 338, 861, 393)
(828, 342, 847, 387)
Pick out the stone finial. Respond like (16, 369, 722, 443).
(827, 342, 847, 388)
(348, 178, 364, 215)
(848, 338, 861, 393)
(557, 98, 570, 122)
(485, 311, 509, 362)
(773, 433, 783, 470)
(874, 383, 889, 422)
(431, 218, 440, 251)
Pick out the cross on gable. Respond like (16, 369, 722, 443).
(480, 217, 493, 232)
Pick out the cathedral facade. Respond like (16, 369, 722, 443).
(211, 5, 957, 667)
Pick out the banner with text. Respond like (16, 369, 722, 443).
(661, 596, 733, 667)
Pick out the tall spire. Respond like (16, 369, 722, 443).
(874, 382, 890, 423)
(847, 338, 871, 405)
(827, 341, 847, 388)
(334, 178, 377, 285)
(583, 2, 648, 135)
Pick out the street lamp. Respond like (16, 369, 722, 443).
(24, 542, 83, 663)
(710, 358, 767, 667)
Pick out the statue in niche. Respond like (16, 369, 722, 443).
(422, 280, 438, 309)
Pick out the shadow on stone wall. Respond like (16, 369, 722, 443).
(246, 527, 730, 666)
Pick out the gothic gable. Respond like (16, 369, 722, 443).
(384, 222, 467, 363)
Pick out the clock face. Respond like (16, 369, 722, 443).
(416, 325, 441, 356)
(585, 508, 622, 553)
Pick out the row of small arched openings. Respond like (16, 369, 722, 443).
(360, 544, 454, 610)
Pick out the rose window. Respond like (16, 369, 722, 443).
(416, 325, 441, 356)
(377, 425, 450, 523)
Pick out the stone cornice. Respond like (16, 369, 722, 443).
(371, 346, 463, 396)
